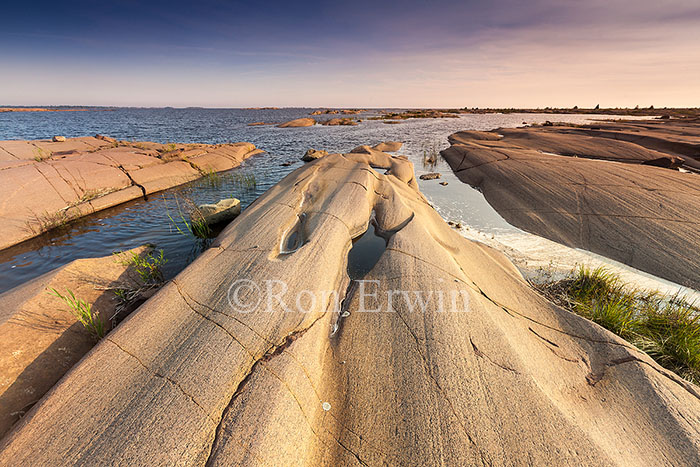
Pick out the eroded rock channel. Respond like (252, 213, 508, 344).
(1, 144, 699, 465)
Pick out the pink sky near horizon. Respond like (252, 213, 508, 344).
(2, 0, 699, 108)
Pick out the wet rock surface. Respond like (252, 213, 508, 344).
(1, 145, 699, 465)
(0, 136, 261, 250)
(441, 118, 700, 289)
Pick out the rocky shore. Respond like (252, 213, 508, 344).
(0, 246, 156, 438)
(441, 117, 700, 290)
(1, 144, 698, 465)
(0, 136, 262, 250)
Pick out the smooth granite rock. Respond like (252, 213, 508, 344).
(1, 147, 698, 465)
(441, 120, 700, 290)
(0, 246, 150, 438)
(301, 148, 329, 162)
(372, 141, 403, 152)
(0, 137, 261, 251)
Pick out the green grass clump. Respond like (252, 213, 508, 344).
(114, 249, 167, 285)
(199, 169, 224, 188)
(538, 266, 700, 383)
(165, 194, 212, 239)
(49, 288, 105, 339)
(230, 171, 257, 190)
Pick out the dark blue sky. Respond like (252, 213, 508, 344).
(2, 0, 699, 106)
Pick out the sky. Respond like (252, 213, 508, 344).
(1, 0, 699, 108)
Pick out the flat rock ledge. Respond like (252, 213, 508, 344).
(0, 246, 152, 439)
(441, 118, 700, 290)
(1, 144, 698, 465)
(0, 136, 262, 251)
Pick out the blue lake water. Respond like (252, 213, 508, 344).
(0, 108, 623, 294)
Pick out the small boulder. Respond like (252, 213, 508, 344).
(301, 149, 329, 162)
(52, 136, 66, 142)
(419, 172, 441, 180)
(196, 198, 241, 226)
(372, 141, 403, 152)
(439, 181, 448, 186)
(277, 118, 316, 128)
(543, 121, 553, 127)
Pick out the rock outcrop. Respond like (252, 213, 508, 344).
(1, 146, 698, 465)
(320, 118, 357, 126)
(472, 117, 700, 171)
(0, 136, 261, 251)
(197, 199, 241, 226)
(441, 121, 700, 290)
(0, 246, 152, 438)
(301, 148, 329, 162)
(277, 118, 316, 128)
(372, 141, 403, 152)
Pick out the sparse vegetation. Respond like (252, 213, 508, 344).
(114, 248, 167, 284)
(109, 248, 168, 324)
(159, 142, 178, 153)
(80, 187, 118, 203)
(199, 168, 224, 188)
(422, 143, 439, 169)
(536, 266, 700, 383)
(165, 194, 212, 239)
(32, 146, 50, 162)
(25, 208, 80, 235)
(230, 171, 257, 190)
(194, 169, 257, 191)
(49, 288, 105, 339)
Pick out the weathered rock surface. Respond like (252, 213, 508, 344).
(320, 118, 357, 126)
(372, 141, 403, 152)
(301, 148, 329, 162)
(0, 246, 151, 438)
(277, 118, 316, 128)
(419, 172, 441, 180)
(478, 117, 700, 171)
(197, 198, 241, 226)
(441, 121, 700, 289)
(0, 137, 261, 251)
(1, 146, 699, 465)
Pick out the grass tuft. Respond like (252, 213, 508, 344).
(537, 266, 700, 383)
(49, 288, 105, 339)
(109, 248, 168, 325)
(165, 194, 212, 239)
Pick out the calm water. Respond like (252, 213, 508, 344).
(0, 109, 622, 294)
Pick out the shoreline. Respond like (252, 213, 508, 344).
(440, 117, 700, 290)
(0, 136, 263, 251)
(2, 145, 698, 464)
